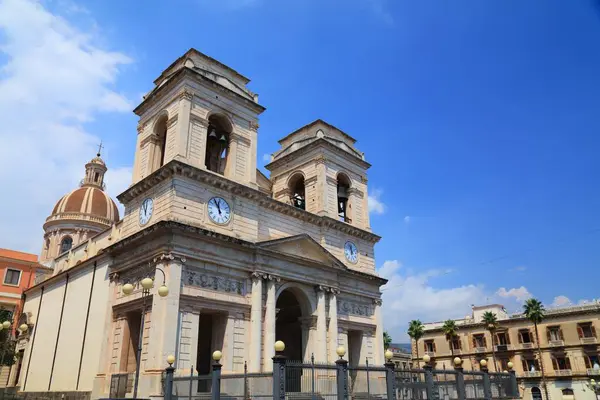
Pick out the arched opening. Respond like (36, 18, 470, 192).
(531, 387, 542, 400)
(205, 114, 231, 175)
(288, 173, 305, 210)
(59, 236, 72, 254)
(154, 114, 168, 170)
(337, 173, 351, 223)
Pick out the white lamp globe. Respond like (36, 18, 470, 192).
(480, 359, 488, 367)
(167, 354, 176, 365)
(453, 357, 462, 366)
(18, 324, 28, 333)
(212, 350, 222, 361)
(158, 285, 169, 297)
(274, 341, 285, 352)
(336, 346, 346, 358)
(141, 277, 154, 290)
(122, 283, 134, 295)
(2, 321, 10, 329)
(385, 349, 394, 361)
(507, 361, 514, 370)
(422, 354, 431, 363)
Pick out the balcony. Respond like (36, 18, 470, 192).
(587, 369, 600, 376)
(554, 369, 572, 377)
(495, 344, 512, 352)
(548, 340, 564, 347)
(521, 371, 542, 378)
(580, 337, 597, 345)
(521, 342, 535, 350)
(475, 347, 487, 353)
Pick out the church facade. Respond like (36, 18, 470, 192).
(16, 49, 386, 398)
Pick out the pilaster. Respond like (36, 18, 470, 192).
(262, 274, 280, 371)
(249, 272, 263, 373)
(175, 88, 193, 161)
(328, 289, 340, 363)
(315, 286, 328, 363)
(373, 298, 384, 365)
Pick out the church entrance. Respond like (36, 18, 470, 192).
(276, 289, 306, 393)
(196, 312, 227, 391)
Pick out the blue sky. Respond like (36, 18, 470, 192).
(1, 0, 599, 340)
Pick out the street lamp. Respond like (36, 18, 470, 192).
(121, 265, 169, 399)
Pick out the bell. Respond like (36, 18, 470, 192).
(219, 134, 228, 143)
(208, 128, 217, 139)
(337, 186, 348, 199)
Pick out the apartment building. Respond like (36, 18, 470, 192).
(389, 343, 413, 369)
(418, 303, 600, 400)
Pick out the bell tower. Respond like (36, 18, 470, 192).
(130, 48, 265, 188)
(266, 120, 372, 231)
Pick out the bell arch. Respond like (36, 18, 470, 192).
(205, 113, 232, 175)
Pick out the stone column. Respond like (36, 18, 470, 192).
(315, 286, 328, 363)
(175, 89, 193, 161)
(373, 299, 384, 365)
(223, 313, 236, 372)
(226, 133, 240, 181)
(315, 157, 328, 216)
(249, 273, 263, 373)
(328, 289, 340, 363)
(192, 115, 209, 169)
(263, 275, 279, 371)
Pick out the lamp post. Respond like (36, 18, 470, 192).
(0, 318, 14, 367)
(589, 378, 600, 399)
(121, 266, 169, 399)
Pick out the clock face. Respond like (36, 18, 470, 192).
(208, 197, 231, 225)
(139, 198, 153, 226)
(344, 241, 358, 264)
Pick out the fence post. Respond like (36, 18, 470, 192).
(423, 364, 436, 400)
(272, 345, 287, 400)
(454, 366, 466, 400)
(165, 365, 175, 400)
(481, 366, 492, 400)
(212, 358, 222, 400)
(336, 356, 349, 400)
(384, 359, 396, 400)
(509, 370, 518, 398)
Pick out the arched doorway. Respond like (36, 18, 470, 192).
(275, 289, 304, 361)
(532, 387, 543, 400)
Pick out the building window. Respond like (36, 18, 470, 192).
(153, 114, 168, 171)
(552, 356, 571, 371)
(4, 269, 21, 286)
(205, 114, 231, 175)
(518, 329, 533, 344)
(288, 173, 306, 210)
(584, 355, 600, 369)
(522, 358, 540, 372)
(562, 389, 574, 396)
(337, 173, 351, 223)
(473, 334, 487, 348)
(452, 338, 462, 351)
(499, 359, 511, 371)
(578, 322, 597, 339)
(547, 326, 564, 342)
(424, 340, 436, 353)
(60, 236, 73, 254)
(496, 332, 510, 346)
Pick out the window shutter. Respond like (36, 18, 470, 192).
(459, 339, 463, 349)
(546, 329, 551, 342)
(521, 360, 527, 371)
(566, 358, 572, 370)
(483, 336, 487, 348)
(559, 329, 564, 340)
(472, 336, 477, 348)
(578, 326, 584, 338)
(518, 332, 523, 344)
(585, 357, 591, 369)
(433, 341, 437, 352)
(506, 333, 511, 345)
(592, 326, 597, 338)
(552, 358, 558, 371)
(531, 330, 536, 344)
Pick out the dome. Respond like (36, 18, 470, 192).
(49, 186, 119, 224)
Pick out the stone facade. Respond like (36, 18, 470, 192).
(15, 48, 386, 399)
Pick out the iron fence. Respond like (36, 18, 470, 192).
(164, 356, 519, 400)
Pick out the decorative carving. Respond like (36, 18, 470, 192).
(136, 124, 145, 134)
(315, 285, 340, 294)
(184, 269, 245, 295)
(338, 299, 373, 317)
(249, 121, 259, 131)
(315, 156, 327, 165)
(179, 88, 194, 101)
(250, 271, 281, 282)
(113, 263, 156, 284)
(153, 252, 186, 264)
(373, 298, 383, 306)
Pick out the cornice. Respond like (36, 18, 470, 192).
(266, 138, 371, 171)
(117, 160, 381, 244)
(134, 68, 265, 117)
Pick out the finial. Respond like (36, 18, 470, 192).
(97, 140, 104, 157)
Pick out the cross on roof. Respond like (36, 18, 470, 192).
(97, 141, 104, 157)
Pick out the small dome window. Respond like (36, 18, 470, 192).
(60, 236, 73, 254)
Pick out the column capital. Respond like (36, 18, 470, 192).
(315, 285, 340, 294)
(153, 252, 186, 265)
(252, 271, 281, 282)
(179, 88, 194, 101)
(373, 298, 383, 306)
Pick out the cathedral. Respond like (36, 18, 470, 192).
(15, 49, 386, 398)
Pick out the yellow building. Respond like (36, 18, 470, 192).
(417, 303, 600, 400)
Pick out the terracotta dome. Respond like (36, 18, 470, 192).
(50, 186, 119, 223)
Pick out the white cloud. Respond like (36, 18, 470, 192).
(403, 216, 411, 224)
(496, 286, 533, 303)
(368, 189, 386, 215)
(262, 153, 272, 163)
(0, 0, 132, 252)
(551, 295, 572, 308)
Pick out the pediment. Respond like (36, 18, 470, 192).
(257, 234, 347, 270)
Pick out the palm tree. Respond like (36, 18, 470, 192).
(383, 331, 392, 350)
(482, 311, 498, 371)
(442, 320, 459, 356)
(408, 320, 425, 367)
(524, 298, 549, 400)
